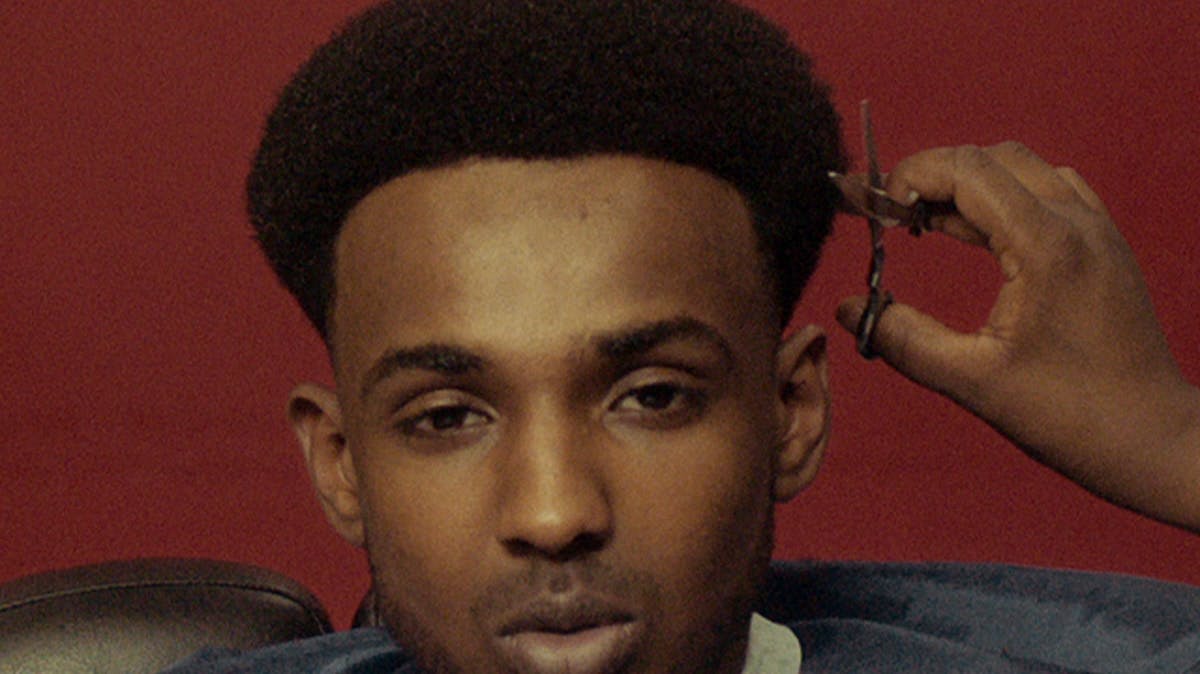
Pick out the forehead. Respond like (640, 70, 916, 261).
(330, 155, 775, 387)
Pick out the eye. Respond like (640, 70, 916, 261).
(398, 404, 491, 437)
(620, 383, 685, 411)
(610, 379, 707, 429)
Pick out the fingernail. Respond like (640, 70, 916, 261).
(903, 189, 920, 206)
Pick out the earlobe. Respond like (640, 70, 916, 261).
(287, 382, 365, 547)
(771, 324, 831, 502)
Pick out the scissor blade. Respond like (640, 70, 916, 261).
(861, 100, 883, 192)
(828, 172, 919, 225)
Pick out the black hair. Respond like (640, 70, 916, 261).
(248, 0, 845, 339)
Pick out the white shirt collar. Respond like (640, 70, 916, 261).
(740, 612, 802, 674)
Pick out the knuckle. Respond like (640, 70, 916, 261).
(952, 144, 989, 172)
(1034, 217, 1090, 278)
(891, 146, 950, 180)
(1055, 166, 1082, 181)
(990, 140, 1037, 159)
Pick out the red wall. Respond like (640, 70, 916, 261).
(4, 1, 1199, 627)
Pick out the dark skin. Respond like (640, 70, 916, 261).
(288, 156, 830, 674)
(286, 143, 1197, 673)
(838, 142, 1200, 534)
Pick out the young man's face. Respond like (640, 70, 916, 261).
(290, 156, 829, 674)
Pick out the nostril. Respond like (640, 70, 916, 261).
(503, 529, 609, 563)
(562, 531, 608, 557)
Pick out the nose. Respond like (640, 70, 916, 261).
(494, 404, 613, 559)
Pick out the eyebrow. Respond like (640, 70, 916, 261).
(593, 316, 734, 367)
(359, 316, 733, 400)
(360, 344, 485, 399)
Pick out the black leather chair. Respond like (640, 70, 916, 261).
(0, 558, 332, 674)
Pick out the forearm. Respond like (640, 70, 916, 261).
(978, 364, 1200, 534)
(1084, 380, 1200, 533)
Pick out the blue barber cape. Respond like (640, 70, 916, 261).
(163, 560, 1200, 673)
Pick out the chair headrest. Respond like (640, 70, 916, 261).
(0, 558, 332, 674)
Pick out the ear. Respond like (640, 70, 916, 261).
(287, 382, 365, 547)
(771, 324, 831, 502)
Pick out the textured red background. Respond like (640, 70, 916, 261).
(4, 1, 1199, 627)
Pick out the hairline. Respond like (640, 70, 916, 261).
(321, 152, 789, 360)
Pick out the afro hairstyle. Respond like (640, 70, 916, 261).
(248, 0, 846, 340)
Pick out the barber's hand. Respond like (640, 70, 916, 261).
(837, 142, 1200, 532)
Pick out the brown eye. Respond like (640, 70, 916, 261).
(401, 405, 489, 436)
(610, 381, 706, 430)
(631, 384, 681, 411)
(613, 382, 704, 417)
(427, 406, 474, 430)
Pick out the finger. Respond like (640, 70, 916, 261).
(836, 295, 997, 404)
(886, 145, 1057, 275)
(1054, 166, 1109, 214)
(837, 171, 989, 247)
(979, 141, 1082, 205)
(972, 145, 1113, 244)
(925, 212, 990, 248)
(980, 148, 1119, 255)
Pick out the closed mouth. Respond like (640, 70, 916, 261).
(494, 595, 644, 674)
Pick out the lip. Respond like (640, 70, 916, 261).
(493, 595, 644, 674)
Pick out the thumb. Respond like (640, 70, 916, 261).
(836, 296, 993, 404)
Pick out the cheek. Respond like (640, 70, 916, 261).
(351, 419, 495, 562)
(616, 413, 777, 595)
(356, 450, 494, 642)
(609, 422, 776, 671)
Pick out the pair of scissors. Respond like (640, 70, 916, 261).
(828, 101, 944, 358)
